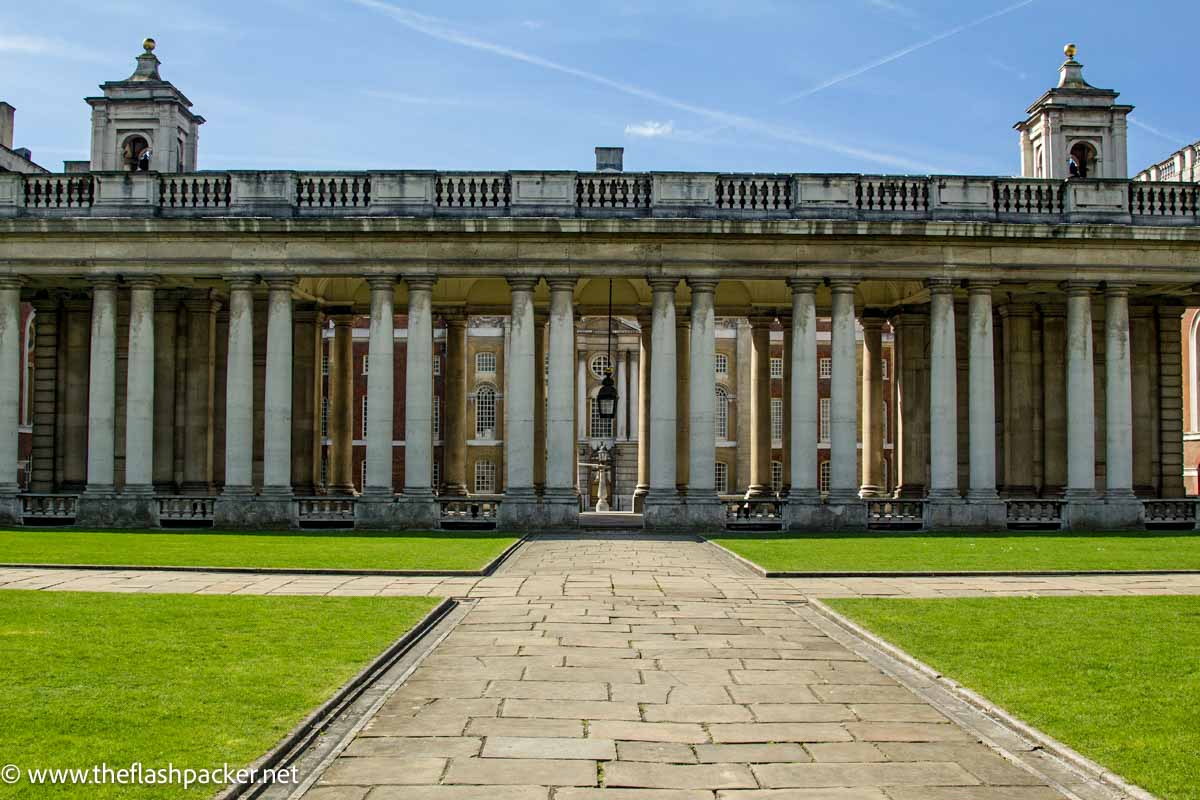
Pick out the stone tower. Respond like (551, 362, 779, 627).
(85, 38, 204, 173)
(1014, 44, 1133, 180)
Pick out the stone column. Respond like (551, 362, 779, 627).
(1040, 304, 1068, 494)
(123, 278, 158, 495)
(1157, 305, 1186, 498)
(675, 311, 691, 492)
(788, 279, 819, 503)
(0, 278, 22, 519)
(859, 314, 885, 497)
(403, 277, 435, 500)
(290, 305, 322, 496)
(364, 277, 396, 496)
(545, 277, 578, 522)
(85, 278, 119, 495)
(261, 278, 295, 502)
(616, 349, 628, 440)
(534, 311, 547, 493)
(645, 278, 679, 524)
(501, 276, 538, 526)
(327, 313, 356, 495)
(747, 315, 772, 498)
(828, 280, 859, 503)
(442, 312, 468, 496)
(966, 282, 999, 501)
(780, 313, 792, 495)
(181, 292, 218, 494)
(221, 279, 255, 497)
(1064, 281, 1097, 500)
(1104, 283, 1137, 509)
(686, 279, 720, 526)
(893, 308, 929, 498)
(927, 279, 959, 501)
(633, 314, 651, 512)
(1000, 303, 1036, 495)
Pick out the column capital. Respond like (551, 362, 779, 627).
(403, 274, 436, 292)
(787, 277, 820, 293)
(827, 278, 858, 293)
(1060, 280, 1098, 296)
(646, 276, 680, 293)
(1103, 280, 1135, 296)
(126, 276, 161, 291)
(0, 276, 26, 290)
(224, 276, 257, 292)
(965, 279, 998, 294)
(998, 301, 1036, 318)
(440, 308, 468, 327)
(748, 313, 776, 329)
(925, 277, 957, 293)
(859, 314, 886, 332)
(546, 276, 578, 292)
(89, 275, 120, 290)
(1038, 301, 1065, 318)
(506, 276, 538, 292)
(685, 277, 719, 293)
(263, 275, 298, 291)
(1155, 303, 1185, 321)
(182, 289, 220, 314)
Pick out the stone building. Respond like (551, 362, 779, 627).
(1, 41, 1198, 532)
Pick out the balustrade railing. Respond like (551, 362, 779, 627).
(23, 175, 93, 208)
(1005, 498, 1064, 527)
(576, 173, 651, 209)
(716, 174, 792, 210)
(1129, 182, 1198, 218)
(722, 496, 786, 528)
(20, 493, 78, 520)
(435, 174, 510, 208)
(1142, 499, 1197, 526)
(993, 179, 1064, 215)
(296, 174, 371, 208)
(295, 496, 356, 526)
(440, 496, 502, 522)
(159, 174, 231, 208)
(857, 176, 928, 213)
(157, 496, 215, 524)
(865, 499, 926, 528)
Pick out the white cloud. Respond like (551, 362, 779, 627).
(625, 120, 674, 138)
(0, 34, 109, 62)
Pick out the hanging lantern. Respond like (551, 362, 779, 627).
(597, 369, 618, 420)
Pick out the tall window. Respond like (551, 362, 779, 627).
(715, 353, 729, 375)
(715, 462, 729, 494)
(715, 386, 729, 440)
(474, 460, 496, 493)
(590, 353, 611, 380)
(475, 385, 496, 438)
(476, 351, 496, 374)
(771, 398, 783, 441)
(433, 356, 441, 376)
(882, 400, 888, 443)
(320, 454, 328, 487)
(882, 459, 888, 494)
(881, 357, 888, 380)
(362, 354, 369, 375)
(771, 461, 783, 494)
(819, 460, 832, 494)
(819, 397, 831, 443)
(321, 396, 329, 437)
(590, 398, 614, 439)
(22, 316, 33, 426)
(322, 352, 329, 376)
(433, 398, 441, 438)
(360, 459, 367, 492)
(819, 357, 832, 379)
(361, 396, 368, 438)
(770, 357, 783, 379)
(432, 460, 441, 491)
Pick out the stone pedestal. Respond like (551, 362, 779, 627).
(682, 493, 724, 532)
(497, 488, 541, 531)
(0, 495, 19, 526)
(397, 493, 439, 529)
(355, 493, 401, 530)
(643, 492, 684, 531)
(927, 497, 1006, 530)
(1065, 498, 1142, 530)
(542, 488, 581, 529)
(77, 494, 159, 528)
(214, 493, 295, 529)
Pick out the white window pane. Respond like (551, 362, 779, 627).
(715, 387, 729, 440)
(819, 461, 831, 494)
(770, 357, 783, 379)
(590, 353, 612, 380)
(771, 398, 783, 440)
(715, 462, 728, 494)
(589, 398, 614, 439)
(474, 460, 496, 493)
(771, 461, 783, 493)
(819, 357, 832, 379)
(819, 397, 831, 442)
(433, 398, 441, 437)
(715, 353, 728, 375)
(475, 386, 496, 438)
(362, 354, 369, 375)
(476, 351, 496, 373)
(361, 396, 368, 438)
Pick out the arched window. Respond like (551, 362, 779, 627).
(590, 353, 611, 380)
(715, 386, 729, 440)
(819, 460, 832, 494)
(22, 312, 34, 427)
(474, 460, 496, 494)
(715, 462, 729, 494)
(475, 385, 497, 438)
(475, 351, 496, 374)
(1069, 141, 1097, 178)
(771, 461, 783, 494)
(121, 135, 151, 171)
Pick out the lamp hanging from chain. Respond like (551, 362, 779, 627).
(596, 278, 618, 421)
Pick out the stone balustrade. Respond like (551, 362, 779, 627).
(722, 496, 786, 530)
(1142, 499, 1197, 528)
(1006, 499, 1065, 528)
(865, 499, 926, 529)
(157, 496, 216, 526)
(295, 497, 356, 528)
(20, 493, 79, 522)
(439, 497, 502, 530)
(2, 171, 1196, 225)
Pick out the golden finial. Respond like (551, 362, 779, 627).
(1064, 43, 1077, 60)
(143, 37, 156, 53)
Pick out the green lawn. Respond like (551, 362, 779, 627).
(0, 529, 519, 571)
(827, 596, 1200, 800)
(712, 531, 1200, 573)
(0, 590, 440, 799)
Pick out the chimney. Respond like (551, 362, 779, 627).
(0, 102, 14, 151)
(595, 146, 624, 173)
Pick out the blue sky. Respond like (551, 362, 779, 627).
(2, 0, 1196, 175)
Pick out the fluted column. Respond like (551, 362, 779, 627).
(505, 277, 537, 499)
(828, 280, 858, 502)
(262, 278, 295, 496)
(1105, 282, 1134, 499)
(747, 316, 772, 498)
(0, 278, 22, 496)
(859, 315, 885, 497)
(647, 278, 678, 505)
(967, 281, 998, 499)
(328, 314, 356, 495)
(222, 278, 255, 495)
(1064, 281, 1097, 499)
(442, 312, 468, 496)
(789, 279, 819, 500)
(404, 276, 435, 497)
(633, 314, 651, 511)
(124, 278, 158, 494)
(928, 278, 959, 499)
(363, 276, 396, 496)
(687, 279, 717, 498)
(546, 278, 577, 500)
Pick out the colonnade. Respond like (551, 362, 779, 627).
(0, 273, 1168, 530)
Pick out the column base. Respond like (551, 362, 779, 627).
(643, 489, 685, 531)
(214, 494, 296, 529)
(858, 485, 883, 499)
(1064, 497, 1143, 530)
(785, 498, 867, 531)
(744, 484, 768, 499)
(497, 488, 541, 531)
(824, 488, 860, 505)
(0, 493, 21, 526)
(681, 491, 724, 532)
(397, 494, 439, 529)
(354, 492, 400, 530)
(542, 489, 581, 529)
(77, 493, 159, 528)
(632, 486, 648, 514)
(928, 497, 1006, 530)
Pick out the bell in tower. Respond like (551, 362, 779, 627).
(1014, 44, 1133, 180)
(85, 38, 205, 173)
